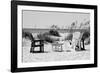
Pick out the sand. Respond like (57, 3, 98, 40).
(22, 38, 90, 63)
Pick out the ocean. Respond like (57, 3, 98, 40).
(23, 29, 88, 33)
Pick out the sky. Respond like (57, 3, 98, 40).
(22, 10, 90, 29)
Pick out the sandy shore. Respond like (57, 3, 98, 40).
(22, 39, 90, 63)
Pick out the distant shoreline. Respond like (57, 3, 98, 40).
(23, 28, 89, 33)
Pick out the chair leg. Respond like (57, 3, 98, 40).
(79, 40, 81, 50)
(30, 42, 35, 53)
(40, 45, 44, 52)
(75, 40, 81, 51)
(81, 39, 85, 50)
(30, 47, 34, 53)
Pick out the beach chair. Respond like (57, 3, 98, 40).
(30, 40, 44, 53)
(52, 42, 63, 52)
(72, 32, 85, 51)
(75, 38, 85, 51)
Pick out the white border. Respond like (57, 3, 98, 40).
(18, 5, 94, 68)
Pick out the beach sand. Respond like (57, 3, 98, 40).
(22, 38, 90, 63)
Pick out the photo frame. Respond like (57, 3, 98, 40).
(11, 0, 97, 72)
